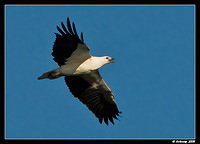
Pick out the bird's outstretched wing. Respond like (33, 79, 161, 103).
(65, 70, 121, 125)
(52, 18, 121, 125)
(52, 17, 90, 67)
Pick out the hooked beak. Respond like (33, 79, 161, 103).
(109, 57, 115, 63)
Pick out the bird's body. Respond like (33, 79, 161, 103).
(38, 18, 121, 125)
(38, 56, 114, 78)
(74, 56, 114, 74)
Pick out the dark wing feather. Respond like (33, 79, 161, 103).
(80, 32, 84, 42)
(61, 22, 70, 35)
(65, 71, 121, 125)
(56, 26, 65, 35)
(67, 17, 74, 35)
(52, 17, 86, 66)
(72, 22, 78, 37)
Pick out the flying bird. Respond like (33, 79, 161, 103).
(38, 17, 121, 125)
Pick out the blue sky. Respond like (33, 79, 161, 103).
(5, 5, 195, 139)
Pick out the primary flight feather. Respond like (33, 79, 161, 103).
(38, 17, 121, 125)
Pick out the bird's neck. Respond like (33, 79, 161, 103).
(88, 56, 107, 70)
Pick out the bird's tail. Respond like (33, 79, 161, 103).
(38, 70, 61, 80)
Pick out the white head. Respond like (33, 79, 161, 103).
(103, 56, 115, 64)
(89, 56, 114, 70)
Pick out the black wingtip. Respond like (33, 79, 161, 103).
(104, 117, 109, 125)
(80, 32, 84, 42)
(99, 117, 103, 124)
(67, 17, 73, 34)
(67, 17, 70, 24)
(109, 117, 114, 125)
(61, 22, 69, 35)
(113, 115, 118, 120)
(56, 26, 65, 35)
(54, 32, 61, 37)
(72, 22, 78, 36)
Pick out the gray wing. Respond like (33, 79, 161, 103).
(65, 70, 121, 125)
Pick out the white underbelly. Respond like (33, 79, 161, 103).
(73, 63, 92, 74)
(62, 57, 104, 75)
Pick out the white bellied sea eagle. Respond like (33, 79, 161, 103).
(38, 18, 121, 125)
